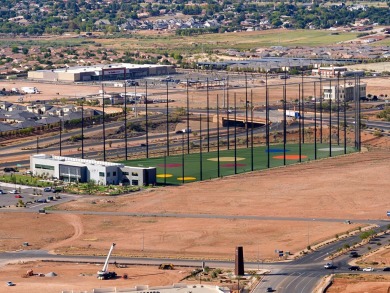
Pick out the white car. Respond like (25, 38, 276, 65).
(6, 281, 15, 286)
(363, 267, 374, 272)
(9, 190, 19, 194)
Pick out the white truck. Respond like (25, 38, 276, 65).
(286, 110, 300, 118)
(21, 87, 39, 94)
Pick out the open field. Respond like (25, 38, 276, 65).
(102, 29, 360, 53)
(0, 261, 193, 293)
(0, 29, 360, 54)
(327, 274, 390, 293)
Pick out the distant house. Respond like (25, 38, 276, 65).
(36, 116, 61, 126)
(94, 19, 111, 26)
(13, 120, 41, 129)
(5, 111, 38, 123)
(0, 101, 13, 111)
(0, 122, 16, 132)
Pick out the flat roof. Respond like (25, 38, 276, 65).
(32, 154, 123, 167)
(36, 63, 172, 74)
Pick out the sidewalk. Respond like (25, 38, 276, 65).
(0, 182, 43, 190)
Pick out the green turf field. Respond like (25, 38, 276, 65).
(121, 143, 357, 185)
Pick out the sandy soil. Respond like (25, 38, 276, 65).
(327, 275, 390, 293)
(0, 261, 193, 293)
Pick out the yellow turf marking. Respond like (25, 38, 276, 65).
(207, 157, 245, 162)
(157, 174, 173, 178)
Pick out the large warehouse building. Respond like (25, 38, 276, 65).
(30, 154, 156, 186)
(28, 63, 175, 82)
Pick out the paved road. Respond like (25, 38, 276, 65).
(253, 223, 390, 293)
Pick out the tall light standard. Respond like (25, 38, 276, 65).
(80, 97, 85, 159)
(145, 81, 149, 158)
(124, 70, 128, 161)
(59, 117, 62, 156)
(166, 81, 169, 156)
(245, 73, 249, 148)
(181, 132, 185, 184)
(101, 66, 107, 161)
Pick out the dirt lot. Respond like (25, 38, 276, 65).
(327, 274, 390, 293)
(0, 261, 194, 293)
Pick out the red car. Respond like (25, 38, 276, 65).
(15, 195, 23, 198)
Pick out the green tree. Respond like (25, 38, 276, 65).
(86, 180, 96, 194)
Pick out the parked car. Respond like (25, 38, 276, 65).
(266, 287, 273, 292)
(363, 267, 374, 272)
(43, 187, 53, 192)
(14, 195, 23, 198)
(0, 190, 6, 194)
(383, 267, 390, 271)
(6, 281, 15, 286)
(3, 167, 16, 173)
(348, 266, 360, 271)
(35, 199, 47, 203)
(9, 190, 19, 194)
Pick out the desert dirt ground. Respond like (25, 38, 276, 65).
(326, 274, 390, 293)
(0, 75, 390, 291)
(0, 261, 195, 293)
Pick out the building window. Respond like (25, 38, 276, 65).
(35, 164, 54, 170)
(132, 172, 138, 176)
(99, 172, 105, 177)
(113, 171, 117, 176)
(107, 172, 110, 177)
(122, 172, 129, 175)
(132, 180, 139, 185)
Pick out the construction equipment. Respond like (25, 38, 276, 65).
(159, 263, 174, 270)
(97, 243, 117, 280)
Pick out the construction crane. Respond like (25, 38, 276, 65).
(97, 243, 117, 280)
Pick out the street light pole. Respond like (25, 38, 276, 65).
(101, 67, 106, 161)
(59, 118, 62, 156)
(81, 97, 84, 159)
(181, 132, 185, 184)
(124, 73, 128, 161)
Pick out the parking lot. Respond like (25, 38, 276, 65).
(0, 182, 74, 212)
